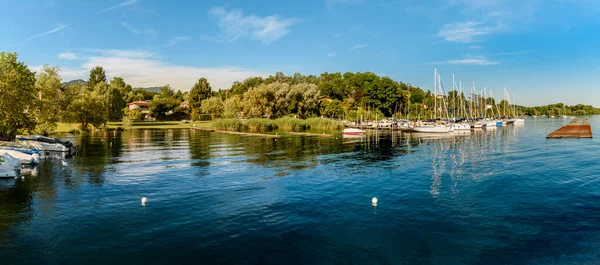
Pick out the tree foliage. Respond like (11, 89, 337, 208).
(87, 66, 107, 91)
(200, 97, 224, 118)
(189, 78, 213, 120)
(0, 52, 37, 140)
(64, 83, 109, 129)
(33, 65, 62, 135)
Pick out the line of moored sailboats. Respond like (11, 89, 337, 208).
(344, 68, 526, 135)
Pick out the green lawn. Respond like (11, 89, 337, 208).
(54, 121, 214, 133)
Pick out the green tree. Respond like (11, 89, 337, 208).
(65, 83, 109, 129)
(175, 90, 184, 101)
(242, 83, 275, 118)
(159, 85, 175, 99)
(33, 65, 62, 135)
(322, 99, 345, 118)
(223, 95, 242, 118)
(189, 78, 213, 120)
(109, 77, 126, 91)
(0, 52, 37, 140)
(107, 86, 125, 120)
(288, 83, 320, 118)
(200, 97, 224, 118)
(149, 97, 180, 121)
(87, 66, 107, 91)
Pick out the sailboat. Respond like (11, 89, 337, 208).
(414, 68, 453, 133)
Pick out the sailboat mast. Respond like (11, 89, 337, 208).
(452, 73, 455, 121)
(434, 68, 437, 120)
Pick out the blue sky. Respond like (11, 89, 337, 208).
(2, 0, 600, 106)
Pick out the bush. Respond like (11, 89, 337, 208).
(213, 118, 244, 131)
(246, 118, 276, 131)
(274, 117, 307, 130)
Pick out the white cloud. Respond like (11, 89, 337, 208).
(98, 0, 138, 13)
(427, 56, 499, 66)
(492, 50, 535, 56)
(326, 53, 337, 57)
(208, 7, 297, 44)
(165, 36, 191, 47)
(22, 23, 68, 43)
(121, 22, 156, 37)
(58, 52, 77, 60)
(438, 21, 497, 43)
(56, 49, 268, 91)
(350, 44, 367, 50)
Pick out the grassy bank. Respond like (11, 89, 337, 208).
(54, 121, 214, 133)
(213, 117, 343, 131)
(53, 118, 340, 134)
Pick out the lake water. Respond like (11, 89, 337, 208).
(1, 117, 600, 264)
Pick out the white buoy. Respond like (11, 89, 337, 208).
(372, 197, 378, 206)
(141, 197, 148, 206)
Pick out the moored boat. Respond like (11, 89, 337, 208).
(413, 124, 452, 133)
(0, 149, 40, 165)
(16, 135, 76, 153)
(343, 128, 366, 135)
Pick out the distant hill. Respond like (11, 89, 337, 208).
(138, 86, 163, 93)
(61, 79, 86, 87)
(61, 79, 163, 93)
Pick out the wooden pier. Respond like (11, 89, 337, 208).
(546, 119, 592, 139)
(288, 132, 333, 137)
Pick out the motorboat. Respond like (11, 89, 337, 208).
(0, 150, 39, 165)
(343, 128, 366, 135)
(1, 152, 21, 169)
(16, 135, 75, 153)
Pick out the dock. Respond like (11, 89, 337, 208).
(546, 119, 592, 139)
(192, 128, 280, 138)
(288, 132, 333, 137)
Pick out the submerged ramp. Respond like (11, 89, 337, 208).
(546, 119, 592, 139)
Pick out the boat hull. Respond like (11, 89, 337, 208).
(413, 125, 452, 133)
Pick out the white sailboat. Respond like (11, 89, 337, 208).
(414, 68, 453, 133)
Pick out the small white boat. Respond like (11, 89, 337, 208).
(413, 124, 452, 133)
(16, 135, 75, 153)
(0, 154, 19, 178)
(0, 149, 40, 165)
(343, 128, 366, 135)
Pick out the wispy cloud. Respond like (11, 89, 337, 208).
(334, 33, 343, 38)
(55, 49, 269, 91)
(469, 45, 482, 49)
(98, 0, 138, 13)
(58, 51, 77, 60)
(438, 21, 498, 43)
(326, 53, 337, 57)
(21, 23, 68, 43)
(350, 44, 367, 50)
(208, 7, 297, 44)
(121, 22, 156, 37)
(492, 50, 535, 56)
(426, 56, 499, 66)
(165, 36, 191, 47)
